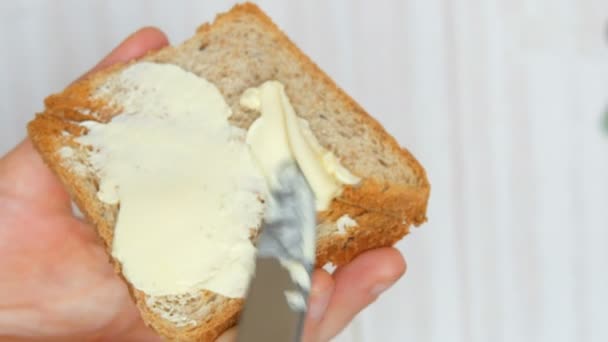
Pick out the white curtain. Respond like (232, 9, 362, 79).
(1, 1, 607, 341)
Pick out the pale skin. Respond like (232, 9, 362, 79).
(0, 28, 406, 342)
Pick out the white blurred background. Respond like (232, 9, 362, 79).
(1, 1, 608, 341)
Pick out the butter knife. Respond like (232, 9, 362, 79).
(237, 162, 316, 342)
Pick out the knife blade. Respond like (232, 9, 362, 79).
(237, 162, 316, 342)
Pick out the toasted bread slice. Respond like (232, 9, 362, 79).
(27, 3, 429, 341)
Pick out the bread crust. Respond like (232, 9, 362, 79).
(27, 3, 429, 341)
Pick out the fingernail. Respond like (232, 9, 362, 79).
(308, 291, 331, 321)
(370, 282, 394, 297)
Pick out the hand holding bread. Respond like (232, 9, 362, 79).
(0, 8, 424, 339)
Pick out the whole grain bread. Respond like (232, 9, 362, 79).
(27, 3, 430, 341)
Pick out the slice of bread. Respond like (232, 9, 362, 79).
(27, 3, 430, 341)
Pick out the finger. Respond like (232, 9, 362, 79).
(82, 26, 169, 80)
(216, 326, 237, 342)
(318, 248, 406, 341)
(302, 269, 335, 342)
(0, 27, 169, 213)
(0, 139, 72, 212)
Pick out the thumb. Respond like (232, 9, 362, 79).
(0, 27, 169, 213)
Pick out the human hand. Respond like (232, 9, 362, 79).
(0, 27, 407, 342)
(0, 27, 169, 342)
